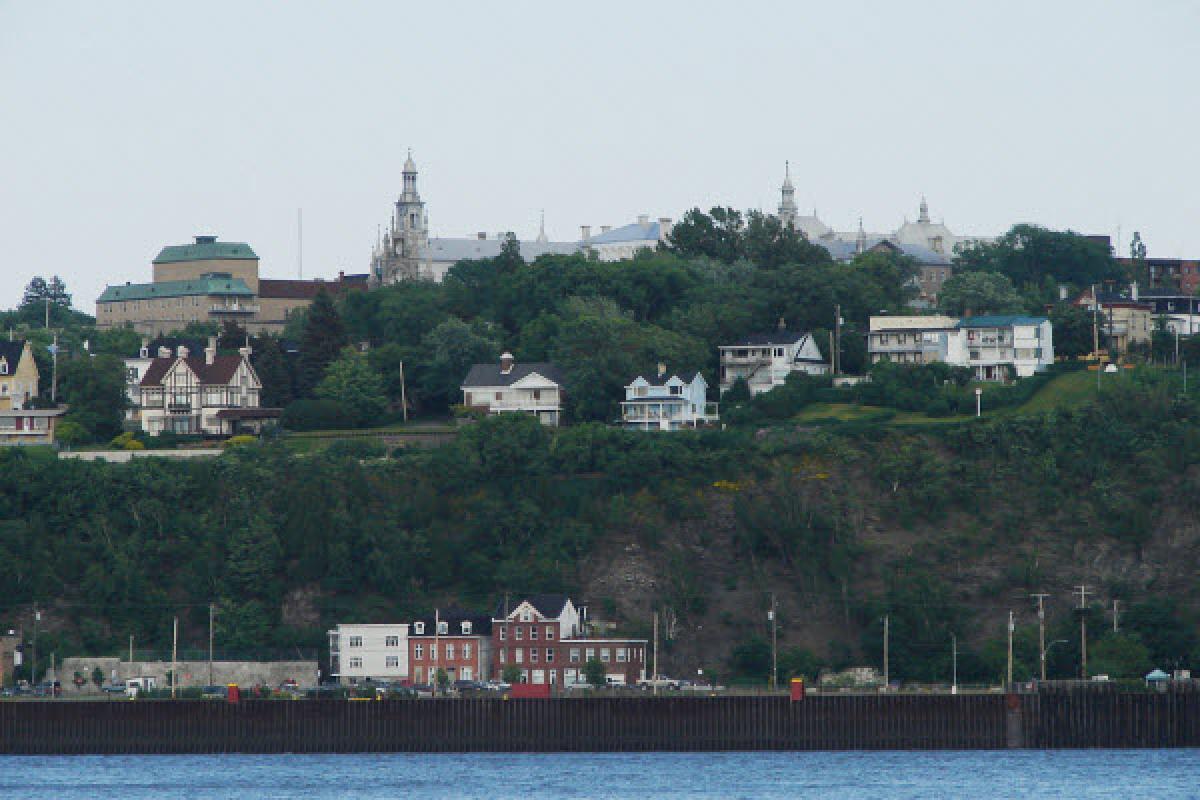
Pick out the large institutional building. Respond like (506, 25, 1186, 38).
(369, 153, 672, 285)
(97, 236, 367, 335)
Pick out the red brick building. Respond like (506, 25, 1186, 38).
(491, 594, 647, 687)
(1118, 256, 1200, 295)
(408, 610, 492, 685)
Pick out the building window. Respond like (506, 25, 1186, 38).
(499, 649, 506, 664)
(463, 643, 472, 659)
(669, 385, 682, 395)
(437, 621, 448, 635)
(461, 621, 472, 635)
(385, 636, 399, 647)
(386, 656, 399, 668)
(495, 392, 503, 402)
(545, 626, 554, 640)
(515, 627, 524, 641)
(617, 648, 627, 663)
(414, 622, 424, 635)
(348, 636, 363, 648)
(530, 626, 538, 641)
(429, 644, 437, 660)
(520, 610, 532, 622)
(415, 644, 423, 660)
(600, 648, 611, 663)
(570, 648, 581, 663)
(775, 348, 783, 357)
(348, 657, 362, 669)
(499, 626, 506, 641)
(530, 648, 538, 663)
(515, 649, 524, 664)
(585, 648, 595, 662)
(546, 649, 554, 663)
(446, 644, 455, 660)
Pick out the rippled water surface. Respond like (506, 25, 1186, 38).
(0, 750, 1196, 799)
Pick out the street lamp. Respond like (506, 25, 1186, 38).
(974, 387, 982, 418)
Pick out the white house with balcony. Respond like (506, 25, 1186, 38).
(461, 353, 565, 426)
(124, 338, 278, 435)
(327, 623, 410, 685)
(718, 330, 829, 395)
(956, 315, 1053, 380)
(868, 315, 961, 366)
(621, 368, 718, 430)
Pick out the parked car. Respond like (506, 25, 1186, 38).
(637, 677, 681, 691)
(101, 683, 128, 695)
(201, 685, 228, 700)
(33, 681, 62, 697)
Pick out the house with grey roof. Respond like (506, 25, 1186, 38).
(718, 328, 829, 395)
(582, 215, 672, 261)
(621, 366, 717, 431)
(461, 353, 565, 426)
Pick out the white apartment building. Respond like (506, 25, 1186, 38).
(461, 353, 564, 426)
(868, 315, 1054, 380)
(718, 330, 828, 395)
(868, 316, 961, 366)
(621, 368, 718, 430)
(327, 623, 410, 685)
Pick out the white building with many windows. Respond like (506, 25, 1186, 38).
(868, 314, 1053, 380)
(718, 330, 829, 395)
(327, 623, 410, 685)
(621, 368, 717, 430)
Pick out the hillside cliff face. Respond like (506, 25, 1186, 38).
(2, 376, 1197, 684)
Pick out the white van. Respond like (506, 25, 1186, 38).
(605, 675, 626, 687)
(125, 677, 157, 697)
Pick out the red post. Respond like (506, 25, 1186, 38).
(790, 677, 805, 701)
(226, 684, 240, 704)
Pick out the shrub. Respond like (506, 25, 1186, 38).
(281, 398, 355, 431)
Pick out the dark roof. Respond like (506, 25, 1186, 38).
(493, 593, 570, 620)
(409, 609, 492, 638)
(214, 408, 281, 419)
(0, 340, 29, 369)
(152, 237, 257, 264)
(139, 354, 248, 386)
(724, 331, 811, 347)
(461, 361, 565, 388)
(258, 275, 368, 300)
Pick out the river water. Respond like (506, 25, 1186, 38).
(0, 750, 1195, 798)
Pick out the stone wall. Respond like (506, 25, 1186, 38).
(55, 657, 319, 693)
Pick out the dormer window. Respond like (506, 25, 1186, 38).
(0, 359, 7, 375)
(437, 621, 448, 635)
(461, 621, 472, 634)
(520, 610, 531, 622)
(414, 622, 425, 635)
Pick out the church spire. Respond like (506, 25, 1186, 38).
(778, 161, 798, 228)
(536, 209, 548, 243)
(856, 216, 867, 254)
(918, 196, 930, 225)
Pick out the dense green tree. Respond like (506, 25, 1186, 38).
(954, 224, 1120, 291)
(58, 354, 126, 441)
(298, 290, 347, 396)
(1049, 304, 1097, 358)
(1089, 633, 1153, 679)
(415, 318, 500, 411)
(21, 275, 72, 310)
(251, 336, 294, 408)
(938, 271, 1026, 316)
(665, 207, 745, 263)
(315, 347, 388, 427)
(583, 658, 607, 687)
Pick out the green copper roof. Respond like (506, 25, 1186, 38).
(97, 276, 254, 303)
(152, 235, 258, 263)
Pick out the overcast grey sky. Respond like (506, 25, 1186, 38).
(1, 1, 1196, 311)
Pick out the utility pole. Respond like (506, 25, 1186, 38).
(31, 606, 39, 685)
(297, 208, 303, 279)
(951, 633, 958, 695)
(883, 615, 889, 690)
(208, 603, 216, 686)
(129, 634, 134, 665)
(768, 593, 777, 691)
(1031, 593, 1049, 681)
(433, 608, 440, 695)
(171, 616, 178, 699)
(834, 304, 842, 376)
(50, 334, 58, 403)
(1075, 585, 1091, 680)
(1006, 611, 1015, 689)
(652, 611, 659, 696)
(399, 361, 408, 423)
(1112, 599, 1119, 634)
(1092, 284, 1100, 390)
(44, 296, 50, 329)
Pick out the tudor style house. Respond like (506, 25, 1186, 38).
(124, 338, 279, 435)
(491, 594, 647, 687)
(621, 367, 718, 430)
(327, 623, 410, 685)
(718, 329, 829, 395)
(408, 610, 493, 685)
(461, 353, 564, 426)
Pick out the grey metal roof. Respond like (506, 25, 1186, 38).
(461, 361, 565, 388)
(427, 237, 580, 264)
(587, 221, 660, 244)
(817, 237, 952, 265)
(724, 331, 812, 347)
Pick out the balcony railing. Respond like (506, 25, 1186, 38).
(209, 304, 260, 315)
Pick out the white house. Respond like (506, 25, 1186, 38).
(461, 353, 565, 426)
(621, 368, 718, 430)
(718, 330, 829, 395)
(327, 623, 410, 685)
(125, 338, 279, 435)
(956, 315, 1053, 380)
(868, 314, 1054, 381)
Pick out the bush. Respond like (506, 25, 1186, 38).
(324, 438, 387, 460)
(281, 398, 355, 431)
(224, 434, 258, 448)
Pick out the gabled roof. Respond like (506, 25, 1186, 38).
(723, 331, 812, 347)
(627, 370, 702, 387)
(139, 354, 250, 387)
(494, 594, 570, 620)
(461, 362, 565, 388)
(98, 276, 254, 303)
(956, 315, 1048, 328)
(152, 238, 257, 263)
(0, 341, 29, 370)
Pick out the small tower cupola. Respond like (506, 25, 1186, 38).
(500, 352, 515, 375)
(778, 161, 798, 228)
(918, 196, 930, 225)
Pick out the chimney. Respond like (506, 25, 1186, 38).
(337, 270, 345, 281)
(1058, 285, 1069, 301)
(600, 225, 612, 234)
(658, 218, 672, 241)
(158, 346, 172, 359)
(205, 336, 217, 366)
(580, 225, 591, 242)
(499, 352, 515, 375)
(657, 362, 667, 379)
(777, 317, 786, 331)
(139, 338, 149, 359)
(238, 346, 252, 358)
(177, 345, 189, 358)
(637, 214, 649, 227)
(477, 232, 487, 240)
(1131, 281, 1139, 302)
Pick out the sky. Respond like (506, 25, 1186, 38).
(1, 1, 1197, 311)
